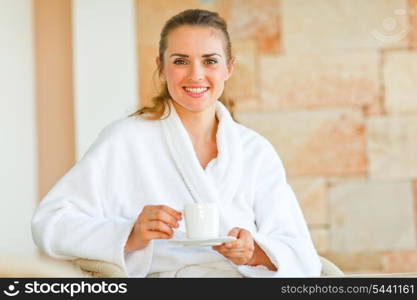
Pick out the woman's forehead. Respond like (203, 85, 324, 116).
(165, 26, 226, 56)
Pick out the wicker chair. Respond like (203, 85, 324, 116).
(319, 256, 344, 277)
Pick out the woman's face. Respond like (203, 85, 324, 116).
(159, 25, 233, 115)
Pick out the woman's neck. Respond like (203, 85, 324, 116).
(172, 101, 218, 146)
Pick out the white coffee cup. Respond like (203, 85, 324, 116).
(184, 203, 219, 239)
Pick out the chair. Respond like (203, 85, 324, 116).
(73, 255, 344, 277)
(319, 256, 344, 277)
(73, 258, 126, 278)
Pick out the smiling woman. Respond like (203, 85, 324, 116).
(130, 9, 235, 120)
(31, 9, 321, 278)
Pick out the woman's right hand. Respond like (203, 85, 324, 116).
(124, 205, 182, 252)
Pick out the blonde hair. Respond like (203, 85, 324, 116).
(130, 9, 235, 120)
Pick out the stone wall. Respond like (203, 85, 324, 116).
(137, 0, 417, 274)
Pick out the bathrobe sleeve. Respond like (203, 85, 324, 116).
(31, 124, 154, 277)
(237, 138, 322, 277)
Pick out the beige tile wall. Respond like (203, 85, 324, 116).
(281, 0, 409, 52)
(409, 0, 417, 48)
(137, 0, 417, 274)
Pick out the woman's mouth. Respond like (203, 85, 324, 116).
(183, 86, 209, 98)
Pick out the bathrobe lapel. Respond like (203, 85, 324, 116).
(161, 100, 243, 232)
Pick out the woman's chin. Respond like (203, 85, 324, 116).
(174, 98, 215, 114)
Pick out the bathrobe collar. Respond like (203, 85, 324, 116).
(160, 99, 243, 208)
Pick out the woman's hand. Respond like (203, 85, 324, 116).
(212, 227, 255, 266)
(212, 227, 277, 271)
(125, 205, 182, 252)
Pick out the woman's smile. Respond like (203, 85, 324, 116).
(183, 86, 210, 98)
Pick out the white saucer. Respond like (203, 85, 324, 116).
(169, 236, 236, 247)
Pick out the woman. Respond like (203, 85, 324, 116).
(32, 9, 321, 277)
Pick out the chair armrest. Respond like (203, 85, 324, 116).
(72, 258, 127, 278)
(320, 256, 344, 277)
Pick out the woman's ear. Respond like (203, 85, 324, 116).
(225, 56, 235, 81)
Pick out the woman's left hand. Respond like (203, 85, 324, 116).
(212, 227, 255, 266)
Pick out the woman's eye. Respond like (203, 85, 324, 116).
(205, 59, 218, 65)
(173, 59, 187, 65)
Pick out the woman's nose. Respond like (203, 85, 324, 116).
(187, 63, 204, 81)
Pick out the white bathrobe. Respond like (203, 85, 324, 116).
(31, 100, 321, 277)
